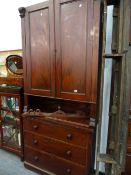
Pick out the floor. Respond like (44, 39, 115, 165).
(0, 149, 39, 175)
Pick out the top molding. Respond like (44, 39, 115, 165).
(18, 7, 26, 18)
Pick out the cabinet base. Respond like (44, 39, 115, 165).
(24, 162, 55, 175)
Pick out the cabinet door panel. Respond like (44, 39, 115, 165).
(25, 1, 55, 97)
(55, 0, 100, 102)
(60, 1, 86, 94)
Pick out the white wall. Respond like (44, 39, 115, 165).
(0, 0, 46, 51)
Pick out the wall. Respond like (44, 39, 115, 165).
(0, 0, 46, 51)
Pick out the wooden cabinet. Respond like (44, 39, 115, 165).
(19, 0, 101, 102)
(22, 112, 94, 175)
(19, 0, 101, 174)
(0, 85, 23, 157)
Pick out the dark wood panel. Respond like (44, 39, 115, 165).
(24, 146, 87, 175)
(60, 1, 86, 94)
(25, 1, 55, 96)
(24, 131, 87, 165)
(55, 0, 89, 101)
(30, 8, 50, 90)
(55, 0, 100, 102)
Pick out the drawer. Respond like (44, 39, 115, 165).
(24, 131, 88, 165)
(24, 146, 88, 175)
(23, 118, 93, 147)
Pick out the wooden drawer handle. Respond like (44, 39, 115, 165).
(127, 153, 131, 157)
(28, 109, 34, 114)
(35, 109, 41, 115)
(33, 125, 38, 129)
(66, 150, 72, 156)
(34, 156, 39, 161)
(66, 134, 73, 140)
(66, 168, 71, 174)
(33, 139, 38, 144)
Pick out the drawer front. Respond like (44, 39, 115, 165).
(24, 131, 87, 165)
(23, 118, 92, 147)
(24, 146, 88, 175)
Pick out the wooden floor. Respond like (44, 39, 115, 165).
(0, 149, 39, 175)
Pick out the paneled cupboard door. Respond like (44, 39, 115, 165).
(21, 0, 101, 102)
(55, 0, 100, 102)
(24, 1, 55, 97)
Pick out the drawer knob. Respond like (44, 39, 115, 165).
(66, 150, 72, 156)
(34, 156, 39, 161)
(66, 134, 73, 140)
(66, 168, 71, 174)
(33, 139, 38, 144)
(28, 109, 34, 114)
(35, 109, 41, 115)
(33, 125, 38, 129)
